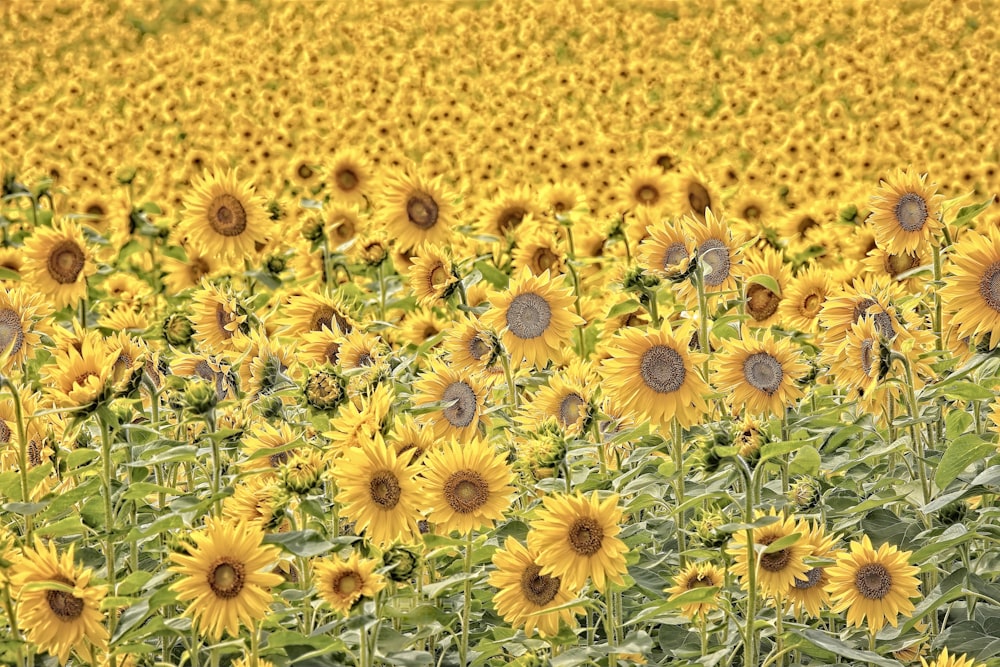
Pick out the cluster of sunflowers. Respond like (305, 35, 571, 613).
(3, 0, 1000, 666)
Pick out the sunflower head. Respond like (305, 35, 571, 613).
(868, 168, 943, 255)
(179, 169, 271, 261)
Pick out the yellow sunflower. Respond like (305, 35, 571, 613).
(387, 413, 438, 465)
(920, 648, 986, 667)
(712, 331, 806, 417)
(105, 332, 147, 396)
(334, 435, 423, 546)
(671, 167, 720, 223)
(665, 562, 724, 620)
(517, 360, 594, 435)
(419, 437, 515, 535)
(22, 221, 95, 309)
(10, 538, 109, 665)
(239, 420, 301, 478)
(619, 166, 671, 214)
(785, 519, 839, 619)
(412, 359, 491, 442)
(638, 218, 692, 279)
(378, 170, 456, 251)
(599, 323, 709, 428)
(178, 169, 271, 262)
(742, 246, 792, 329)
(161, 245, 217, 296)
(237, 329, 297, 398)
(313, 551, 385, 616)
(729, 508, 811, 599)
(0, 286, 52, 370)
(169, 517, 284, 641)
(279, 291, 353, 337)
(407, 244, 460, 306)
(527, 491, 629, 592)
(443, 316, 503, 378)
(826, 534, 921, 633)
(481, 267, 585, 369)
(299, 328, 343, 367)
(477, 186, 539, 239)
(336, 329, 388, 371)
(44, 330, 116, 409)
(779, 266, 830, 335)
(868, 168, 943, 255)
(325, 147, 372, 207)
(818, 274, 903, 348)
(489, 537, 585, 638)
(688, 209, 741, 296)
(941, 226, 1000, 349)
(189, 281, 252, 356)
(511, 228, 566, 277)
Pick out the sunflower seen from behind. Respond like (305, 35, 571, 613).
(527, 491, 628, 592)
(23, 221, 95, 310)
(178, 169, 271, 262)
(420, 437, 515, 535)
(334, 435, 423, 546)
(712, 331, 806, 417)
(868, 168, 943, 255)
(481, 267, 585, 370)
(169, 517, 284, 641)
(599, 322, 708, 428)
(489, 537, 584, 638)
(826, 533, 920, 633)
(9, 538, 109, 665)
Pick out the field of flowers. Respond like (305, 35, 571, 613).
(1, 0, 1000, 666)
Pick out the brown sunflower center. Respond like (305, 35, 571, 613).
(663, 243, 688, 269)
(74, 371, 97, 387)
(333, 571, 361, 596)
(332, 216, 357, 243)
(28, 440, 43, 467)
(194, 360, 215, 381)
(336, 169, 359, 191)
(636, 184, 660, 204)
(746, 283, 781, 321)
(429, 264, 450, 289)
(297, 164, 314, 180)
(505, 292, 551, 340)
(885, 252, 919, 277)
(802, 293, 821, 317)
(369, 470, 402, 509)
(468, 335, 491, 361)
(45, 576, 84, 621)
(441, 381, 477, 428)
(855, 563, 892, 600)
(568, 517, 604, 556)
(686, 572, 714, 589)
(532, 247, 559, 273)
(406, 193, 440, 230)
(894, 193, 928, 232)
(978, 262, 1000, 313)
(797, 216, 819, 235)
(216, 304, 236, 340)
(269, 451, 290, 468)
(758, 536, 792, 572)
(0, 308, 25, 357)
(687, 183, 711, 216)
(860, 339, 875, 376)
(743, 352, 783, 395)
(208, 194, 248, 237)
(498, 207, 527, 235)
(520, 564, 561, 605)
(639, 344, 686, 394)
(559, 393, 585, 426)
(793, 567, 824, 589)
(699, 239, 730, 286)
(208, 558, 246, 599)
(46, 240, 86, 285)
(0, 420, 10, 443)
(443, 470, 490, 514)
(743, 205, 761, 221)
(853, 298, 896, 339)
(324, 342, 341, 365)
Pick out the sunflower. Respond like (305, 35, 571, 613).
(334, 435, 423, 546)
(941, 226, 1000, 349)
(237, 329, 296, 398)
(22, 221, 95, 309)
(222, 476, 287, 530)
(688, 209, 741, 296)
(169, 517, 284, 641)
(326, 205, 364, 249)
(336, 329, 388, 371)
(517, 360, 594, 435)
(785, 519, 839, 619)
(729, 508, 811, 598)
(862, 243, 930, 294)
(326, 147, 372, 207)
(313, 551, 386, 616)
(489, 537, 584, 638)
(619, 166, 671, 214)
(239, 420, 302, 478)
(10, 538, 109, 665)
(671, 167, 720, 222)
(189, 282, 252, 355)
(826, 534, 920, 633)
(387, 413, 438, 464)
(378, 170, 456, 251)
(481, 267, 585, 369)
(638, 218, 692, 279)
(665, 562, 724, 620)
(511, 228, 566, 277)
(443, 316, 503, 378)
(279, 291, 353, 336)
(0, 286, 52, 370)
(412, 358, 490, 442)
(396, 306, 450, 349)
(299, 328, 343, 367)
(44, 330, 116, 409)
(920, 648, 985, 667)
(527, 491, 629, 592)
(408, 245, 460, 306)
(178, 169, 271, 262)
(419, 437, 515, 535)
(105, 332, 147, 396)
(477, 187, 539, 239)
(819, 274, 903, 349)
(712, 332, 806, 417)
(325, 383, 393, 453)
(742, 246, 792, 328)
(599, 322, 709, 428)
(826, 317, 887, 412)
(779, 266, 830, 335)
(868, 168, 943, 255)
(172, 353, 237, 401)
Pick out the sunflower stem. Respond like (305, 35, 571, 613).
(98, 410, 119, 641)
(932, 244, 944, 352)
(774, 596, 785, 667)
(4, 378, 33, 540)
(499, 349, 519, 409)
(377, 260, 387, 322)
(459, 530, 475, 666)
(1, 585, 25, 667)
(249, 621, 260, 667)
(671, 418, 687, 567)
(205, 409, 221, 516)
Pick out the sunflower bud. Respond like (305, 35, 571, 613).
(300, 216, 325, 243)
(264, 254, 286, 275)
(787, 477, 820, 510)
(163, 313, 194, 347)
(281, 449, 325, 495)
(305, 369, 346, 411)
(184, 379, 217, 415)
(382, 544, 422, 583)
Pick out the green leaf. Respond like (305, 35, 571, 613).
(911, 524, 973, 562)
(946, 409, 975, 441)
(473, 259, 509, 289)
(937, 381, 996, 401)
(606, 299, 642, 318)
(936, 433, 995, 489)
(662, 585, 719, 609)
(953, 196, 995, 227)
(788, 445, 820, 476)
(759, 439, 812, 465)
(3, 501, 48, 516)
(792, 629, 903, 667)
(745, 273, 782, 297)
(39, 477, 101, 519)
(0, 267, 20, 281)
(760, 532, 802, 554)
(262, 530, 334, 558)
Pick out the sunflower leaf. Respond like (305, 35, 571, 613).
(952, 196, 995, 228)
(936, 433, 995, 489)
(791, 629, 904, 667)
(745, 273, 781, 297)
(758, 532, 801, 554)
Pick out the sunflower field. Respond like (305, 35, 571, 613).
(1, 0, 1000, 666)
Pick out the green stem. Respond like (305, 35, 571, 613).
(377, 261, 387, 322)
(2, 586, 25, 667)
(249, 621, 260, 667)
(774, 597, 785, 667)
(99, 413, 119, 648)
(205, 410, 221, 516)
(460, 530, 475, 666)
(4, 379, 33, 540)
(932, 244, 944, 352)
(672, 419, 687, 566)
(499, 350, 519, 409)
